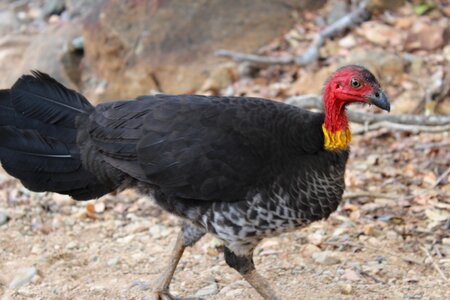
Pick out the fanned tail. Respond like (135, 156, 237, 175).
(0, 72, 115, 200)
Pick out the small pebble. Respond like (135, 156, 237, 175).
(149, 224, 169, 239)
(66, 241, 78, 250)
(130, 280, 150, 291)
(94, 202, 106, 213)
(342, 269, 361, 281)
(195, 282, 219, 297)
(300, 244, 321, 258)
(339, 34, 357, 48)
(206, 247, 220, 257)
(30, 245, 43, 255)
(320, 270, 334, 283)
(404, 292, 424, 299)
(117, 234, 134, 244)
(204, 238, 224, 256)
(125, 223, 150, 234)
(225, 288, 244, 298)
(312, 251, 341, 265)
(0, 210, 9, 226)
(107, 257, 120, 266)
(89, 285, 107, 292)
(9, 267, 38, 289)
(368, 237, 381, 246)
(72, 36, 84, 50)
(363, 224, 375, 236)
(131, 252, 146, 262)
(31, 274, 42, 284)
(64, 217, 76, 226)
(386, 230, 400, 240)
(307, 231, 324, 246)
(339, 283, 353, 295)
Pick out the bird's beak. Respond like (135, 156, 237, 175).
(366, 90, 390, 112)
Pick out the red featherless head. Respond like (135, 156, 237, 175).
(321, 65, 390, 150)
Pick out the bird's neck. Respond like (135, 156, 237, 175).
(322, 87, 352, 151)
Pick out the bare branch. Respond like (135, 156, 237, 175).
(343, 191, 399, 200)
(285, 95, 324, 110)
(214, 50, 294, 66)
(424, 64, 450, 115)
(296, 0, 371, 66)
(347, 111, 450, 127)
(414, 142, 450, 150)
(421, 245, 448, 281)
(216, 0, 371, 67)
(285, 95, 450, 127)
(352, 122, 450, 135)
(432, 166, 450, 189)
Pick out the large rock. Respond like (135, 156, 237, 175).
(0, 35, 31, 89)
(0, 9, 20, 36)
(17, 23, 84, 89)
(82, 0, 326, 99)
(368, 0, 405, 11)
(0, 22, 84, 90)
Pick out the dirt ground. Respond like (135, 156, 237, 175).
(0, 131, 449, 300)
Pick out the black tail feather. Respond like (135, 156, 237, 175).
(11, 71, 93, 127)
(0, 88, 77, 143)
(0, 72, 115, 200)
(0, 127, 79, 173)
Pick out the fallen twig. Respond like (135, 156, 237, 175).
(421, 245, 448, 281)
(352, 122, 450, 135)
(414, 141, 450, 150)
(216, 0, 371, 66)
(286, 94, 450, 134)
(358, 270, 385, 284)
(215, 50, 295, 66)
(344, 190, 423, 202)
(285, 95, 324, 110)
(432, 166, 450, 189)
(424, 64, 450, 115)
(398, 168, 450, 201)
(343, 191, 399, 200)
(286, 95, 450, 126)
(348, 113, 450, 128)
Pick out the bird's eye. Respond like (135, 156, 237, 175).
(351, 78, 361, 88)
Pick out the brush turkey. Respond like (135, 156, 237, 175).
(0, 65, 389, 299)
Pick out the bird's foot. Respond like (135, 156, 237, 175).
(148, 290, 204, 300)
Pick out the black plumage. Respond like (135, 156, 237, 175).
(0, 68, 388, 300)
(88, 94, 327, 201)
(0, 75, 114, 200)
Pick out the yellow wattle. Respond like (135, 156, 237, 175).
(322, 125, 352, 150)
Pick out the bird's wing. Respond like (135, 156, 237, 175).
(86, 98, 154, 181)
(135, 94, 325, 201)
(87, 94, 324, 202)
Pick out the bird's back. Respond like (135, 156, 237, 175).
(79, 95, 349, 243)
(81, 94, 334, 196)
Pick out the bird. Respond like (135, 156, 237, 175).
(0, 65, 389, 300)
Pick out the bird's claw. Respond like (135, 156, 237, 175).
(147, 290, 172, 300)
(148, 290, 204, 300)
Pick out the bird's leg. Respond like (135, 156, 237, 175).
(152, 231, 184, 299)
(149, 223, 205, 300)
(224, 247, 281, 300)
